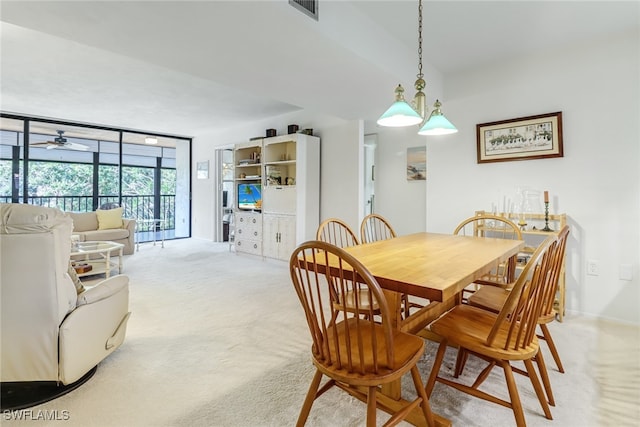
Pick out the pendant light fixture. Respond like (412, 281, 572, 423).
(418, 100, 458, 135)
(376, 84, 423, 127)
(377, 0, 457, 135)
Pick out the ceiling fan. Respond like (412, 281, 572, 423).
(30, 130, 89, 151)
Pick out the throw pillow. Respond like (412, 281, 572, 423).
(96, 207, 123, 230)
(68, 262, 86, 294)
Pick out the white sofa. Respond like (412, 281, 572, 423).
(0, 203, 131, 386)
(68, 210, 136, 255)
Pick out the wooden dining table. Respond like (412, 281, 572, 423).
(317, 231, 524, 427)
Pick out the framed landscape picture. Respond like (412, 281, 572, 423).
(407, 146, 426, 180)
(476, 112, 563, 164)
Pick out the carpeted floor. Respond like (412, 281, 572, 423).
(3, 238, 638, 426)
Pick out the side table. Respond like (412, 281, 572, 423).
(136, 219, 166, 252)
(70, 241, 124, 280)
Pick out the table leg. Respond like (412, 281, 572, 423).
(105, 250, 111, 279)
(118, 247, 123, 274)
(152, 221, 157, 247)
(381, 290, 403, 400)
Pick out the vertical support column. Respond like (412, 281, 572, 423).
(11, 145, 20, 203)
(154, 156, 162, 227)
(22, 119, 29, 203)
(92, 151, 99, 210)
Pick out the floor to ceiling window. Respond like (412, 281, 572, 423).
(0, 115, 192, 242)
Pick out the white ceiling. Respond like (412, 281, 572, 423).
(1, 0, 638, 138)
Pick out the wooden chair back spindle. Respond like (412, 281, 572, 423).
(486, 236, 556, 351)
(360, 213, 397, 244)
(316, 218, 360, 248)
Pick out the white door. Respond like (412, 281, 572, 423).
(277, 215, 297, 260)
(262, 214, 279, 259)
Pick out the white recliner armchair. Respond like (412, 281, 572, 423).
(0, 203, 131, 390)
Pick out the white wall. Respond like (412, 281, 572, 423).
(426, 29, 639, 324)
(318, 121, 362, 232)
(369, 126, 428, 236)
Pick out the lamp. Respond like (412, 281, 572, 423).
(418, 100, 458, 135)
(377, 0, 457, 135)
(376, 84, 423, 127)
(145, 137, 158, 145)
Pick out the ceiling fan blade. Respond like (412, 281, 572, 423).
(65, 142, 89, 151)
(30, 141, 52, 146)
(46, 144, 58, 150)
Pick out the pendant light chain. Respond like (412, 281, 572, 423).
(417, 0, 423, 80)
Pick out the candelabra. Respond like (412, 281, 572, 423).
(541, 201, 554, 232)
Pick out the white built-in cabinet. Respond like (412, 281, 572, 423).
(234, 211, 262, 256)
(234, 133, 320, 260)
(262, 214, 296, 261)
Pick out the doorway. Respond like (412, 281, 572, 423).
(363, 134, 376, 215)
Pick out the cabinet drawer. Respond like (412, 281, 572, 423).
(235, 239, 262, 255)
(235, 225, 261, 240)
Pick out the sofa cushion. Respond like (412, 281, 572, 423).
(96, 208, 123, 230)
(78, 228, 129, 242)
(69, 212, 98, 232)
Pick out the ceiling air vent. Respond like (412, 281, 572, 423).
(289, 0, 318, 21)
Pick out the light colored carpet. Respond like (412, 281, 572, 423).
(3, 238, 639, 426)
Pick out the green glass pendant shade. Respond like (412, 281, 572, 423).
(377, 84, 423, 127)
(418, 100, 458, 135)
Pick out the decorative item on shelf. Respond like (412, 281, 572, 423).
(266, 128, 276, 137)
(376, 0, 457, 136)
(73, 263, 93, 274)
(287, 124, 299, 134)
(299, 128, 313, 135)
(517, 213, 528, 231)
(266, 166, 281, 185)
(541, 190, 554, 232)
(520, 188, 543, 230)
(286, 177, 295, 185)
(239, 173, 246, 179)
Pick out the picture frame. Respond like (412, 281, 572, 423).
(476, 112, 563, 164)
(407, 146, 426, 180)
(196, 161, 209, 179)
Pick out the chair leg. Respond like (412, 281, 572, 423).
(539, 323, 565, 373)
(296, 369, 323, 427)
(454, 348, 469, 378)
(524, 358, 553, 420)
(425, 339, 448, 397)
(411, 365, 436, 427)
(366, 386, 377, 427)
(534, 350, 555, 407)
(501, 360, 526, 427)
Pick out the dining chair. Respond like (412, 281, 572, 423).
(290, 241, 435, 427)
(316, 218, 377, 317)
(425, 235, 557, 427)
(316, 218, 360, 248)
(453, 214, 523, 301)
(360, 213, 425, 318)
(468, 225, 570, 378)
(359, 213, 396, 244)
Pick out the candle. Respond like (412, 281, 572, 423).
(544, 191, 549, 203)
